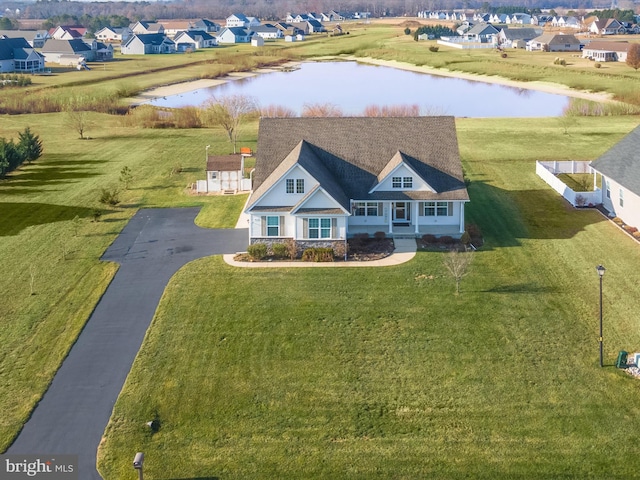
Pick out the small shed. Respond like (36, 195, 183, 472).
(197, 154, 251, 193)
(251, 36, 264, 47)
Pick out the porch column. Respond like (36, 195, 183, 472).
(414, 201, 419, 234)
(459, 202, 465, 233)
(388, 202, 393, 234)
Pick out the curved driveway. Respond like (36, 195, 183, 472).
(8, 207, 248, 480)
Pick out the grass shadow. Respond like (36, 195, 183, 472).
(483, 282, 557, 294)
(0, 202, 96, 236)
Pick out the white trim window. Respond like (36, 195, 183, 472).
(619, 188, 624, 207)
(606, 180, 610, 199)
(392, 176, 413, 188)
(304, 217, 337, 239)
(261, 215, 283, 236)
(286, 178, 305, 193)
(421, 201, 453, 216)
(352, 201, 383, 216)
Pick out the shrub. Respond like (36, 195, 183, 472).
(633, 231, 640, 239)
(466, 224, 482, 238)
(271, 243, 288, 258)
(439, 235, 456, 245)
(460, 231, 471, 245)
(422, 234, 437, 244)
(247, 243, 268, 260)
(404, 27, 411, 35)
(594, 62, 602, 69)
(99, 187, 120, 206)
(301, 247, 334, 262)
(285, 238, 299, 260)
(429, 45, 439, 52)
(501, 52, 507, 58)
(613, 217, 624, 225)
(333, 241, 348, 259)
(350, 232, 369, 249)
(373, 231, 386, 241)
(624, 225, 638, 234)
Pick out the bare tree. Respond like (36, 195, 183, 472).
(260, 104, 297, 118)
(362, 104, 421, 116)
(202, 95, 258, 153)
(301, 103, 343, 117)
(64, 103, 92, 140)
(626, 43, 640, 71)
(443, 248, 474, 295)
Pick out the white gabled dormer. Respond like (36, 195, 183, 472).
(249, 163, 318, 209)
(369, 151, 436, 193)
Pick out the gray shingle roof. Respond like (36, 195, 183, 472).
(591, 125, 640, 197)
(249, 117, 468, 209)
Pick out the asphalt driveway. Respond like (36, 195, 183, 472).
(8, 207, 248, 479)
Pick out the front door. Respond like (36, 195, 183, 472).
(393, 202, 410, 222)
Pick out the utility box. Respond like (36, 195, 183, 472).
(616, 350, 628, 368)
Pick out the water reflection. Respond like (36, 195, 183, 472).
(147, 61, 571, 118)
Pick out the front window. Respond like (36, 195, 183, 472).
(267, 216, 280, 236)
(286, 178, 305, 193)
(308, 218, 332, 239)
(403, 177, 413, 188)
(422, 201, 452, 216)
(424, 201, 436, 216)
(352, 202, 382, 216)
(296, 178, 305, 193)
(286, 179, 294, 193)
(392, 176, 402, 188)
(436, 202, 449, 216)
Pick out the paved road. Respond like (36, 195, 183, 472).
(8, 207, 248, 479)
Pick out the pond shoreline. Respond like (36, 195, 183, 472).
(130, 56, 614, 107)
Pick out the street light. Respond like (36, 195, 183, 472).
(596, 264, 606, 367)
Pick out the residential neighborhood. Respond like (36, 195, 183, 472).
(1, 3, 640, 480)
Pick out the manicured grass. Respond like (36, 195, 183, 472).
(98, 116, 640, 479)
(0, 114, 252, 451)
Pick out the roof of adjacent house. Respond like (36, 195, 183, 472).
(41, 38, 91, 53)
(125, 33, 170, 46)
(207, 155, 242, 172)
(500, 27, 542, 40)
(591, 125, 640, 197)
(467, 23, 499, 35)
(175, 30, 214, 41)
(248, 117, 469, 210)
(0, 30, 47, 42)
(531, 33, 581, 45)
(0, 37, 32, 60)
(584, 40, 630, 52)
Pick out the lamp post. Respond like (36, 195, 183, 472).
(596, 264, 605, 367)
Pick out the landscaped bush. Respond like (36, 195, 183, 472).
(613, 217, 624, 225)
(373, 231, 386, 241)
(460, 231, 471, 245)
(333, 241, 348, 259)
(285, 238, 299, 260)
(422, 234, 437, 244)
(301, 247, 334, 262)
(99, 186, 120, 206)
(439, 235, 456, 245)
(271, 243, 288, 258)
(633, 231, 640, 239)
(247, 243, 268, 260)
(349, 232, 369, 249)
(595, 62, 602, 69)
(624, 225, 638, 234)
(501, 52, 507, 58)
(429, 46, 439, 52)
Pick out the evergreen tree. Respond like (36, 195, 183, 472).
(17, 127, 43, 164)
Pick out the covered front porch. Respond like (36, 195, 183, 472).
(347, 224, 464, 238)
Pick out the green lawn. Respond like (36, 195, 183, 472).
(97, 116, 640, 479)
(0, 113, 253, 451)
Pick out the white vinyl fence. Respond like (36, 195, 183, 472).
(536, 160, 601, 207)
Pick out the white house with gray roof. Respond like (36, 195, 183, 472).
(591, 125, 640, 229)
(245, 117, 469, 247)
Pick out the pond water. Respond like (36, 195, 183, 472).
(147, 61, 571, 117)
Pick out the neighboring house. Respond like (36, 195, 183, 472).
(551, 16, 581, 29)
(49, 25, 86, 40)
(250, 24, 282, 40)
(507, 13, 532, 24)
(202, 154, 250, 193)
(0, 37, 45, 73)
(305, 19, 326, 33)
(120, 33, 176, 54)
(0, 29, 49, 48)
(582, 40, 630, 61)
(497, 28, 542, 48)
(245, 117, 469, 248)
(130, 21, 164, 35)
(590, 125, 640, 229)
(489, 13, 508, 24)
(464, 23, 499, 43)
(290, 22, 311, 35)
(157, 20, 192, 37)
(589, 18, 626, 35)
(527, 33, 581, 52)
(227, 14, 248, 27)
(216, 27, 252, 44)
(173, 30, 216, 50)
(95, 26, 132, 43)
(41, 38, 94, 64)
(274, 22, 304, 36)
(192, 19, 221, 33)
(93, 41, 114, 61)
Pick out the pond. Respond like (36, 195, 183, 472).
(147, 61, 571, 117)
